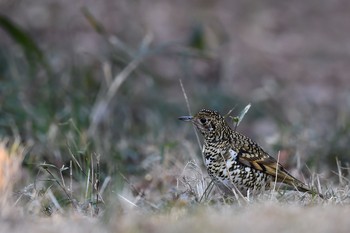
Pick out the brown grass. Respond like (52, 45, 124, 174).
(0, 139, 25, 211)
(1, 139, 350, 233)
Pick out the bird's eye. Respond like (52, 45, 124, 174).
(200, 118, 207, 124)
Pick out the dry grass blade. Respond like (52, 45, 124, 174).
(100, 177, 111, 196)
(47, 188, 64, 214)
(272, 151, 281, 193)
(67, 148, 105, 204)
(336, 158, 343, 185)
(198, 180, 214, 203)
(88, 32, 153, 137)
(85, 168, 91, 200)
(118, 194, 138, 208)
(88, 58, 143, 136)
(233, 103, 251, 131)
(237, 103, 251, 126)
(179, 79, 203, 151)
(39, 164, 77, 209)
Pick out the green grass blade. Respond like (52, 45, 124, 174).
(0, 15, 43, 62)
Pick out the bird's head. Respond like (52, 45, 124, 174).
(179, 109, 229, 142)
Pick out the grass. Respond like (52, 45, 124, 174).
(1, 2, 350, 232)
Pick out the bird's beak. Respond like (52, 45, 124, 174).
(178, 115, 193, 121)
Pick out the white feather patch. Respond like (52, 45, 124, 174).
(205, 157, 211, 166)
(229, 148, 238, 160)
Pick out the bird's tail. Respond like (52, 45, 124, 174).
(274, 167, 324, 199)
(293, 180, 324, 199)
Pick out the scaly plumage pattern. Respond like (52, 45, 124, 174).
(179, 109, 322, 197)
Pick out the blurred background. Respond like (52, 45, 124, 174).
(0, 0, 350, 212)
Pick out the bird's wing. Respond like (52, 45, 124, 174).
(236, 148, 309, 191)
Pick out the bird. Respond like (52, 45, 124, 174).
(179, 108, 323, 198)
